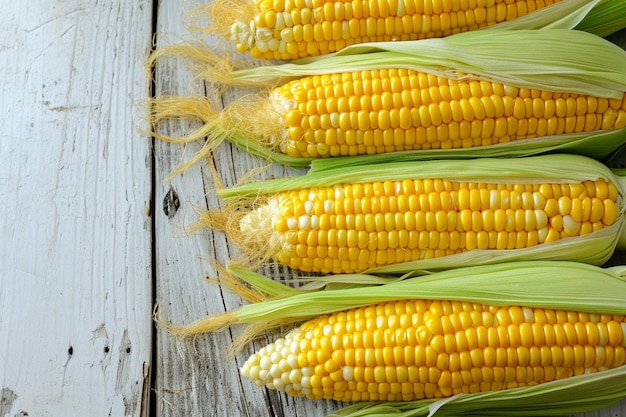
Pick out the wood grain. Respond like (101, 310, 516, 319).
(0, 2, 153, 416)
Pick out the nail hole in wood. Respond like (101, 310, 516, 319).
(163, 187, 179, 218)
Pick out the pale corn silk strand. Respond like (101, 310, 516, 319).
(162, 261, 626, 416)
(183, 0, 610, 60)
(146, 29, 626, 177)
(200, 154, 626, 274)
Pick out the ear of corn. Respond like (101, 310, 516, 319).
(203, 154, 626, 274)
(187, 0, 624, 60)
(164, 261, 626, 415)
(148, 29, 626, 173)
(242, 298, 626, 402)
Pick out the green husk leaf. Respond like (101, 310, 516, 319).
(226, 130, 314, 167)
(226, 265, 303, 298)
(228, 261, 626, 326)
(218, 154, 620, 198)
(226, 264, 403, 295)
(231, 29, 626, 99)
(575, 0, 626, 37)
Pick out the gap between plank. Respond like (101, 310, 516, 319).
(147, 0, 160, 416)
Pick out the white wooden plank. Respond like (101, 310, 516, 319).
(0, 1, 153, 416)
(151, 2, 339, 416)
(151, 3, 626, 415)
(151, 2, 326, 415)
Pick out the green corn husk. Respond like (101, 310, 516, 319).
(231, 29, 626, 98)
(165, 261, 626, 416)
(208, 154, 626, 274)
(148, 29, 626, 176)
(574, 0, 626, 37)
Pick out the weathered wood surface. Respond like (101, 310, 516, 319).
(151, 2, 330, 415)
(151, 2, 626, 415)
(0, 2, 153, 416)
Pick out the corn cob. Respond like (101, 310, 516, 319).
(157, 67, 626, 160)
(242, 297, 626, 402)
(232, 0, 566, 60)
(148, 30, 626, 175)
(163, 261, 626, 415)
(238, 68, 626, 159)
(189, 0, 624, 60)
(201, 154, 626, 274)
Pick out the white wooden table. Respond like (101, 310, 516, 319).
(1, 2, 625, 416)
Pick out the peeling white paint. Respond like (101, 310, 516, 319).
(0, 1, 152, 416)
